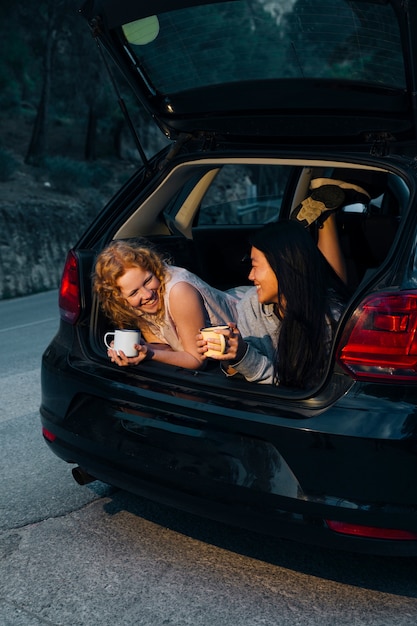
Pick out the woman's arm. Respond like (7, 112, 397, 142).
(197, 292, 279, 384)
(108, 281, 208, 370)
(151, 280, 207, 369)
(197, 322, 277, 384)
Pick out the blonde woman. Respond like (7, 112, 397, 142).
(93, 239, 238, 369)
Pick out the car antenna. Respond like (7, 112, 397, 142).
(94, 38, 151, 172)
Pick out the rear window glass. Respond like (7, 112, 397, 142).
(121, 0, 405, 94)
(198, 164, 290, 225)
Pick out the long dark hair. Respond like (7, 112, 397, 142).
(250, 221, 334, 389)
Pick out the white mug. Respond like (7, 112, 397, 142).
(200, 325, 229, 358)
(104, 329, 141, 357)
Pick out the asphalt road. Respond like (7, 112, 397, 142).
(1, 290, 417, 626)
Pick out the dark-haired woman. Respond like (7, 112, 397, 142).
(197, 219, 345, 387)
(197, 179, 370, 388)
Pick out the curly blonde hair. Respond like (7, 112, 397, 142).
(93, 239, 169, 329)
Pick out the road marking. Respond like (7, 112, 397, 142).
(0, 318, 57, 333)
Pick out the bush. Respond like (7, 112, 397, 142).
(43, 156, 97, 194)
(89, 162, 113, 187)
(0, 148, 19, 181)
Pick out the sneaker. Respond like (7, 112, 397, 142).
(310, 177, 371, 207)
(310, 177, 371, 198)
(292, 178, 371, 228)
(291, 184, 346, 228)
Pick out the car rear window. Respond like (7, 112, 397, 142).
(198, 164, 289, 225)
(121, 0, 405, 94)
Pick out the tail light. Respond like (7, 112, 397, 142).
(337, 291, 417, 382)
(42, 426, 57, 442)
(326, 519, 417, 540)
(59, 250, 81, 324)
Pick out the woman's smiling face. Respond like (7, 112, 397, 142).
(117, 266, 162, 314)
(248, 246, 279, 305)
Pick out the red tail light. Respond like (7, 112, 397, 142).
(59, 250, 81, 324)
(42, 427, 57, 442)
(326, 520, 417, 540)
(337, 291, 417, 382)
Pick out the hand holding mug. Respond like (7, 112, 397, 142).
(104, 329, 146, 366)
(199, 325, 228, 357)
(197, 323, 246, 361)
(104, 329, 141, 356)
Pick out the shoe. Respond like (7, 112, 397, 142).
(291, 184, 346, 228)
(292, 178, 371, 228)
(310, 177, 371, 206)
(310, 177, 371, 201)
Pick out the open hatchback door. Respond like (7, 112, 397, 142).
(79, 0, 417, 152)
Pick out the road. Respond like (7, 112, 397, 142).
(1, 291, 417, 625)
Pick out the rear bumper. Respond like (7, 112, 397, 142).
(40, 410, 417, 556)
(40, 340, 417, 556)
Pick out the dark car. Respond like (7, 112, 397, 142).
(41, 0, 417, 555)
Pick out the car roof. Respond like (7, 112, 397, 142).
(80, 0, 417, 149)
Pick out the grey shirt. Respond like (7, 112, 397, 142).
(228, 286, 344, 385)
(228, 287, 280, 384)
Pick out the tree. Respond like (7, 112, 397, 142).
(24, 1, 66, 164)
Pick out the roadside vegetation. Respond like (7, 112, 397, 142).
(0, 0, 164, 169)
(0, 0, 166, 299)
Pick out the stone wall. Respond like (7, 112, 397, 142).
(0, 198, 100, 300)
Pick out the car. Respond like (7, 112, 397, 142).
(40, 0, 417, 555)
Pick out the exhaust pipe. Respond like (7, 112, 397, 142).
(72, 466, 96, 485)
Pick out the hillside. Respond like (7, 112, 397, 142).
(0, 115, 134, 300)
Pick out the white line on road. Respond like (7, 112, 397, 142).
(0, 318, 58, 333)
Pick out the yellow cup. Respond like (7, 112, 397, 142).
(200, 325, 229, 358)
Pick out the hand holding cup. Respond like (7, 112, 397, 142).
(197, 323, 247, 362)
(104, 329, 150, 367)
(104, 329, 141, 357)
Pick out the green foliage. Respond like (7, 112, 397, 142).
(43, 156, 112, 194)
(0, 6, 39, 111)
(0, 148, 19, 181)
